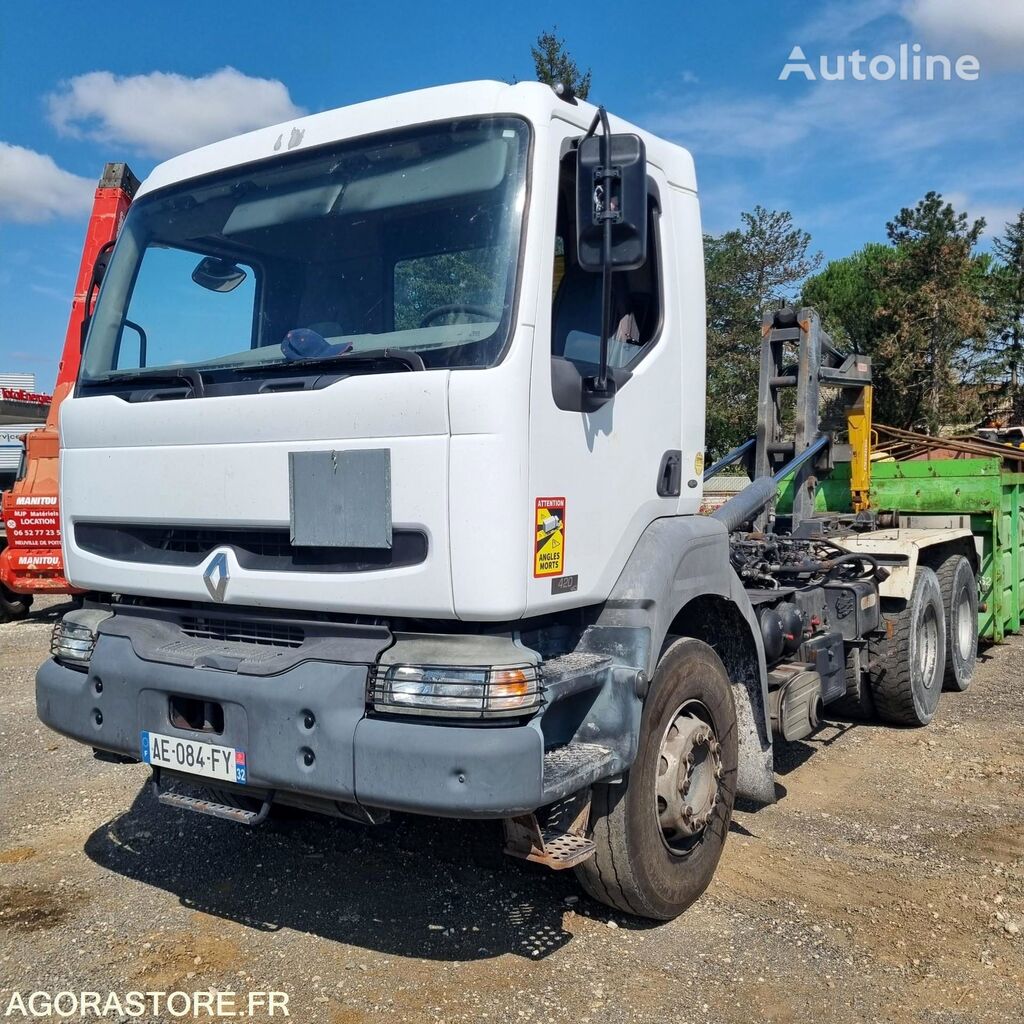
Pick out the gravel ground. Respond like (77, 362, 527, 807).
(1, 597, 1022, 1022)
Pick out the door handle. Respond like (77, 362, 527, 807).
(657, 450, 682, 497)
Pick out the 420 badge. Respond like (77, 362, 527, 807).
(534, 497, 566, 577)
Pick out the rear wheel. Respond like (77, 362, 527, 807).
(869, 567, 945, 726)
(0, 582, 31, 623)
(930, 554, 977, 692)
(575, 638, 737, 920)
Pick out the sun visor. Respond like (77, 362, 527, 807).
(337, 138, 511, 214)
(223, 184, 345, 235)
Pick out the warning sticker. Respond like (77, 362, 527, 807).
(534, 497, 566, 577)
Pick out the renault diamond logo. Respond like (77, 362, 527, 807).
(203, 551, 230, 602)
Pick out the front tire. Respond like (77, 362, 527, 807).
(575, 638, 737, 920)
(869, 566, 945, 726)
(0, 582, 31, 623)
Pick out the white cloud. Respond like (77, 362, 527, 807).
(797, 0, 902, 44)
(943, 191, 1022, 238)
(648, 74, 1018, 162)
(903, 0, 1024, 68)
(0, 143, 93, 223)
(47, 67, 305, 158)
(645, 71, 1023, 249)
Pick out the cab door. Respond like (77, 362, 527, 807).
(525, 126, 686, 616)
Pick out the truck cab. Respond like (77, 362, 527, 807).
(37, 81, 974, 920)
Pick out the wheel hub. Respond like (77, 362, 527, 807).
(918, 604, 939, 687)
(956, 591, 974, 660)
(656, 710, 722, 849)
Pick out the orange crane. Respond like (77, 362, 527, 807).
(0, 163, 138, 621)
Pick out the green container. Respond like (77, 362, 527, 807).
(869, 458, 1024, 642)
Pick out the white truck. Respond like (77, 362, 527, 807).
(38, 81, 980, 920)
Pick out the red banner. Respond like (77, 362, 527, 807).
(4, 496, 61, 548)
(0, 388, 52, 405)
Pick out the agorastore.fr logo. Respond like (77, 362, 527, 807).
(780, 43, 980, 82)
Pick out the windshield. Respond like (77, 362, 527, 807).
(81, 117, 530, 387)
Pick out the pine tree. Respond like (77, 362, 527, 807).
(991, 211, 1024, 422)
(802, 242, 891, 354)
(878, 191, 990, 432)
(531, 29, 592, 100)
(705, 207, 821, 456)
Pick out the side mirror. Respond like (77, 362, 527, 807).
(192, 256, 246, 293)
(80, 240, 117, 352)
(91, 246, 113, 288)
(575, 132, 648, 272)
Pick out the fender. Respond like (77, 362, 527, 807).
(582, 514, 776, 805)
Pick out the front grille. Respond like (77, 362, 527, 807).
(162, 529, 291, 557)
(179, 614, 305, 648)
(75, 523, 428, 573)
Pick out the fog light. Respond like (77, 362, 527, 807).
(371, 664, 541, 718)
(51, 609, 111, 671)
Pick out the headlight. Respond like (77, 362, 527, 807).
(370, 664, 542, 718)
(51, 609, 110, 670)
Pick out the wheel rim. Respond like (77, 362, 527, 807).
(956, 590, 974, 661)
(918, 604, 939, 689)
(655, 700, 723, 854)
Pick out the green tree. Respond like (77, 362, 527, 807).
(705, 207, 822, 456)
(393, 250, 497, 331)
(801, 242, 910, 425)
(802, 242, 891, 353)
(989, 211, 1024, 421)
(531, 29, 592, 100)
(803, 195, 994, 432)
(876, 191, 990, 432)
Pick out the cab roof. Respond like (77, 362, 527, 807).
(136, 80, 697, 199)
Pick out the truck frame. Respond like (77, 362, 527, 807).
(36, 81, 980, 919)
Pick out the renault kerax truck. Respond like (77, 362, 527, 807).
(38, 81, 980, 920)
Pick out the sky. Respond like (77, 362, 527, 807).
(1, 0, 1022, 390)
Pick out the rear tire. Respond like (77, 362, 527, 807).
(0, 583, 31, 623)
(930, 554, 977, 692)
(869, 567, 945, 726)
(574, 638, 737, 920)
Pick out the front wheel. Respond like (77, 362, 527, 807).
(575, 638, 738, 920)
(0, 582, 32, 623)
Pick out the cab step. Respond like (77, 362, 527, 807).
(542, 741, 616, 801)
(150, 768, 274, 826)
(503, 791, 595, 870)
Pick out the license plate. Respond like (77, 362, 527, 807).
(141, 731, 247, 785)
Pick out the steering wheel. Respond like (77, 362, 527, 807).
(418, 303, 500, 328)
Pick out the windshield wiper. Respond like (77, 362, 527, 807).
(267, 348, 425, 374)
(80, 367, 206, 397)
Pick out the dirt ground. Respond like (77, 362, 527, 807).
(1, 597, 1022, 1023)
